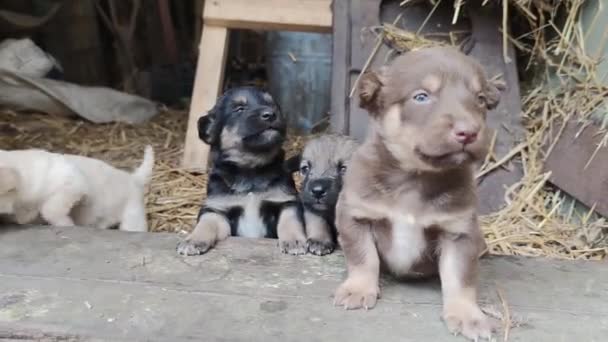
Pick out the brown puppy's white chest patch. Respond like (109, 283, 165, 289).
(381, 214, 426, 274)
(345, 189, 474, 275)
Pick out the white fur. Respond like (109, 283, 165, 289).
(383, 217, 427, 274)
(236, 192, 267, 238)
(204, 188, 295, 238)
(0, 146, 154, 232)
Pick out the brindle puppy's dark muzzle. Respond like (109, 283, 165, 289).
(301, 177, 340, 212)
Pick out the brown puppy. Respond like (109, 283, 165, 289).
(333, 46, 504, 341)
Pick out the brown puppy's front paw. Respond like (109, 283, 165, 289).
(176, 239, 211, 256)
(443, 302, 497, 341)
(279, 239, 307, 255)
(333, 278, 379, 310)
(306, 238, 335, 256)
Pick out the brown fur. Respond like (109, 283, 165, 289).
(333, 46, 503, 341)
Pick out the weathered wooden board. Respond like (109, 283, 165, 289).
(0, 225, 606, 341)
(544, 120, 608, 217)
(203, 0, 332, 33)
(467, 4, 524, 215)
(330, 0, 523, 214)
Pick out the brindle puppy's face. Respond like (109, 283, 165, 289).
(299, 135, 359, 212)
(198, 87, 286, 167)
(359, 46, 505, 172)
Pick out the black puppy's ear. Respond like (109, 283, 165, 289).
(484, 77, 506, 110)
(284, 154, 302, 173)
(358, 67, 386, 115)
(197, 111, 221, 145)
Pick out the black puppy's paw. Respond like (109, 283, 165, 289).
(279, 239, 307, 255)
(176, 240, 211, 256)
(306, 238, 336, 256)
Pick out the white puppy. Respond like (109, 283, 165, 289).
(0, 146, 154, 232)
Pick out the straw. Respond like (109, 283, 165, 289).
(375, 0, 608, 260)
(2, 0, 607, 260)
(0, 109, 307, 233)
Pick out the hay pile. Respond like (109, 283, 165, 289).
(378, 0, 607, 260)
(1, 0, 606, 260)
(0, 109, 306, 233)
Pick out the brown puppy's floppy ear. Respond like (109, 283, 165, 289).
(197, 107, 221, 146)
(0, 167, 18, 194)
(484, 77, 507, 110)
(358, 68, 386, 114)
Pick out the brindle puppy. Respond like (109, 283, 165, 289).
(333, 47, 505, 341)
(176, 86, 307, 256)
(288, 134, 359, 255)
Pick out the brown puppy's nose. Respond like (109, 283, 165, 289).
(454, 130, 477, 145)
(260, 110, 276, 122)
(453, 122, 479, 145)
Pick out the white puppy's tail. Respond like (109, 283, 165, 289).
(132, 145, 155, 186)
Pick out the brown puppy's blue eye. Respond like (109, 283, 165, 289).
(300, 164, 310, 175)
(338, 165, 347, 175)
(412, 92, 430, 103)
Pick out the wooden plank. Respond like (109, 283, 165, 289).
(0, 226, 607, 341)
(181, 24, 229, 171)
(467, 4, 524, 215)
(347, 0, 382, 140)
(203, 0, 332, 33)
(329, 0, 350, 134)
(544, 120, 608, 217)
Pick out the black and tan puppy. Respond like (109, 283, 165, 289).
(333, 47, 505, 341)
(177, 86, 307, 256)
(288, 135, 359, 255)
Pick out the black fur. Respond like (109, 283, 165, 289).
(299, 179, 339, 246)
(197, 86, 299, 239)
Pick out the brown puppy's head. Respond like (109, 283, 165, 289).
(359, 46, 505, 172)
(198, 86, 287, 167)
(298, 135, 359, 212)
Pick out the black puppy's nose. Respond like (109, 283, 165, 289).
(260, 110, 276, 122)
(309, 179, 331, 199)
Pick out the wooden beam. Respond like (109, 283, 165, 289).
(544, 120, 608, 217)
(181, 24, 229, 171)
(203, 0, 332, 33)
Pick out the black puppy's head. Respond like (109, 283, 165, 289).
(296, 135, 359, 213)
(198, 87, 286, 167)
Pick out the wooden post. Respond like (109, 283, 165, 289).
(182, 25, 229, 171)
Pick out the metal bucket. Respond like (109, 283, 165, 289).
(265, 31, 332, 133)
